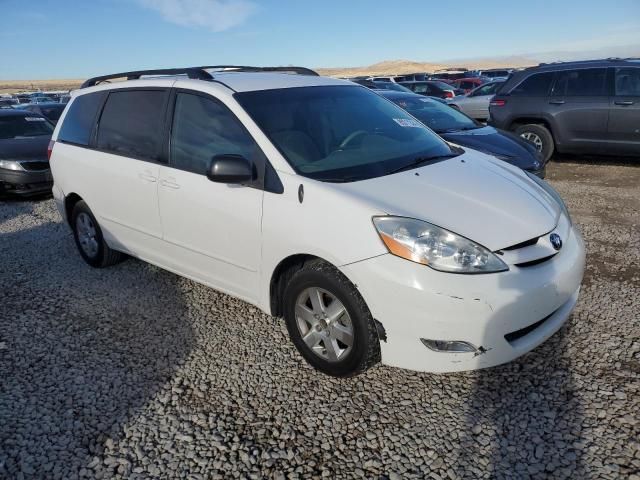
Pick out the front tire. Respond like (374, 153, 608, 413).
(71, 200, 125, 268)
(515, 123, 554, 162)
(282, 260, 381, 377)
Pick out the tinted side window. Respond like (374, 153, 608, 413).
(97, 90, 166, 160)
(58, 91, 106, 146)
(511, 72, 554, 96)
(170, 93, 263, 176)
(552, 68, 607, 96)
(615, 67, 640, 96)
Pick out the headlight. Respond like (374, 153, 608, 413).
(373, 216, 508, 274)
(0, 160, 24, 171)
(525, 172, 571, 225)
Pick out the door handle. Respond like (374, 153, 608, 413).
(160, 179, 180, 189)
(549, 100, 565, 105)
(138, 172, 157, 182)
(614, 100, 634, 106)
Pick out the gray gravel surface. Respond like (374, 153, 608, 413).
(1, 160, 639, 479)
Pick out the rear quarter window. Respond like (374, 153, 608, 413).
(510, 72, 554, 96)
(58, 91, 106, 146)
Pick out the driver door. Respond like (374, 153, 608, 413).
(157, 89, 266, 303)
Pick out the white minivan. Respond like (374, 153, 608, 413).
(50, 66, 585, 377)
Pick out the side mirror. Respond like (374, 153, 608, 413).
(207, 154, 254, 184)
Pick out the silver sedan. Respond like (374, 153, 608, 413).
(447, 81, 504, 120)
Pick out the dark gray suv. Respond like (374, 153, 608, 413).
(489, 58, 640, 161)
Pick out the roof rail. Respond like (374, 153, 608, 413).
(202, 65, 319, 76)
(535, 57, 640, 68)
(81, 67, 213, 88)
(80, 65, 319, 88)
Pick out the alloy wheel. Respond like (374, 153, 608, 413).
(294, 287, 354, 362)
(76, 212, 99, 258)
(520, 131, 543, 151)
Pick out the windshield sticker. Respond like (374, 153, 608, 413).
(25, 117, 46, 122)
(393, 118, 425, 128)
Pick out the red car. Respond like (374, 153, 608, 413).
(452, 77, 488, 94)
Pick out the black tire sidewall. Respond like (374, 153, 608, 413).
(71, 201, 106, 268)
(283, 268, 375, 377)
(516, 124, 554, 162)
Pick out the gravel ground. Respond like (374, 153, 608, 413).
(1, 159, 639, 480)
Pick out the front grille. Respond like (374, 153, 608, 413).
(19, 161, 49, 171)
(503, 237, 539, 251)
(514, 254, 556, 268)
(504, 310, 556, 344)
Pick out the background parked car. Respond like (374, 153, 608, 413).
(430, 68, 469, 81)
(451, 77, 488, 94)
(379, 90, 545, 177)
(474, 68, 513, 80)
(18, 102, 66, 125)
(352, 79, 413, 93)
(0, 98, 20, 108)
(448, 80, 505, 120)
(393, 72, 429, 82)
(489, 58, 640, 161)
(397, 80, 460, 99)
(0, 109, 54, 196)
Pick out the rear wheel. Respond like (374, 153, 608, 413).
(515, 124, 554, 162)
(71, 200, 125, 268)
(282, 260, 381, 377)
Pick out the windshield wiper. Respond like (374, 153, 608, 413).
(319, 176, 363, 183)
(386, 153, 459, 175)
(438, 125, 481, 133)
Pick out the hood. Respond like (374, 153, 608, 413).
(440, 126, 541, 171)
(336, 152, 560, 251)
(0, 136, 50, 161)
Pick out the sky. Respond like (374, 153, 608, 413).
(1, 0, 639, 79)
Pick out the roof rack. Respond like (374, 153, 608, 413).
(535, 57, 640, 68)
(202, 65, 319, 76)
(81, 65, 318, 88)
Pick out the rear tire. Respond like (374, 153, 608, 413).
(282, 259, 381, 377)
(71, 200, 125, 268)
(515, 124, 554, 162)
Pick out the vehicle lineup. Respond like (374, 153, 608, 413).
(48, 65, 587, 376)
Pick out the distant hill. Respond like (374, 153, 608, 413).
(316, 56, 539, 78)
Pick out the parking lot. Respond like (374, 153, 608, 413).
(0, 157, 637, 479)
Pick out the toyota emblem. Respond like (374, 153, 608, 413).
(550, 233, 563, 251)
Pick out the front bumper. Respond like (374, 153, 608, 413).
(342, 226, 585, 373)
(528, 164, 546, 179)
(0, 168, 53, 196)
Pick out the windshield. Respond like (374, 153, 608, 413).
(0, 115, 54, 139)
(388, 96, 479, 133)
(235, 86, 455, 182)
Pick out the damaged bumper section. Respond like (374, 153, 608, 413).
(342, 226, 585, 373)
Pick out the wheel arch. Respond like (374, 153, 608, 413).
(269, 254, 323, 317)
(64, 192, 83, 227)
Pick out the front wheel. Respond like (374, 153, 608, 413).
(282, 260, 381, 377)
(515, 124, 554, 162)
